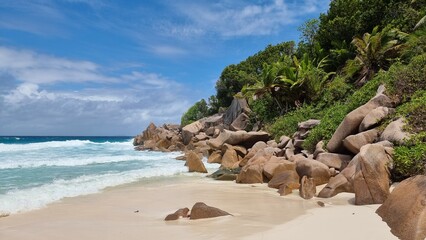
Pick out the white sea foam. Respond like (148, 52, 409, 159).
(0, 152, 182, 169)
(0, 138, 214, 215)
(0, 139, 137, 153)
(0, 164, 188, 214)
(0, 140, 92, 152)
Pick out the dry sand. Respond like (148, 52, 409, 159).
(0, 175, 396, 240)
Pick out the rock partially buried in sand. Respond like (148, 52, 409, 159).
(267, 170, 300, 190)
(299, 175, 316, 199)
(164, 207, 190, 221)
(207, 168, 240, 181)
(376, 175, 426, 240)
(353, 144, 392, 205)
(189, 202, 232, 220)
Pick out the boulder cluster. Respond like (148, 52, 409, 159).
(134, 86, 425, 240)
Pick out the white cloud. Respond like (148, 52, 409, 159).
(3, 83, 55, 105)
(0, 47, 117, 84)
(165, 0, 330, 38)
(0, 46, 192, 135)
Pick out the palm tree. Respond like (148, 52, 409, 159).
(351, 26, 408, 85)
(242, 61, 289, 112)
(244, 54, 333, 114)
(278, 54, 334, 103)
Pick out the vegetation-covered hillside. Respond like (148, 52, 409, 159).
(181, 0, 426, 180)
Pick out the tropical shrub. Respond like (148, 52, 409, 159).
(317, 75, 353, 107)
(395, 90, 426, 134)
(386, 54, 426, 102)
(392, 142, 426, 181)
(249, 94, 281, 124)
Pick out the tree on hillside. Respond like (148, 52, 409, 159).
(297, 19, 322, 59)
(316, 0, 425, 70)
(215, 42, 295, 109)
(278, 54, 334, 104)
(243, 54, 332, 115)
(349, 26, 408, 85)
(242, 59, 291, 113)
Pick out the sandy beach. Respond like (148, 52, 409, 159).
(0, 175, 397, 240)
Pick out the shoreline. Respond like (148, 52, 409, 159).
(0, 175, 396, 240)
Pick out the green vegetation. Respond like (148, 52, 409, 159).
(393, 143, 426, 181)
(348, 26, 407, 85)
(215, 42, 295, 109)
(268, 105, 318, 139)
(386, 54, 426, 102)
(180, 99, 209, 126)
(181, 0, 426, 180)
(395, 90, 426, 134)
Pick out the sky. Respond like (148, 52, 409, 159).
(0, 0, 330, 136)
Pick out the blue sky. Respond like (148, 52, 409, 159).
(0, 0, 330, 136)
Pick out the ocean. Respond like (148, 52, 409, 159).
(0, 136, 217, 215)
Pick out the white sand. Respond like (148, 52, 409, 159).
(0, 176, 396, 240)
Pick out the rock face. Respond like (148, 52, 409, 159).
(298, 119, 321, 129)
(207, 151, 222, 164)
(240, 141, 267, 165)
(223, 96, 250, 126)
(316, 153, 353, 171)
(267, 170, 300, 189)
(221, 148, 240, 169)
(380, 118, 411, 145)
(236, 162, 264, 184)
(299, 176, 316, 199)
(133, 123, 183, 151)
(376, 175, 426, 240)
(318, 143, 392, 201)
(208, 130, 270, 149)
(327, 85, 392, 153)
(354, 144, 392, 205)
(189, 202, 231, 220)
(343, 128, 379, 154)
(236, 147, 280, 184)
(164, 207, 190, 221)
(263, 157, 295, 180)
(230, 113, 249, 131)
(318, 173, 354, 198)
(182, 120, 204, 145)
(295, 158, 331, 186)
(277, 135, 291, 149)
(186, 151, 208, 173)
(359, 106, 394, 131)
(313, 141, 325, 158)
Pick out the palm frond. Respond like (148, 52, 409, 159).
(414, 15, 426, 30)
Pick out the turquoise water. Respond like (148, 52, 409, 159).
(0, 136, 216, 214)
